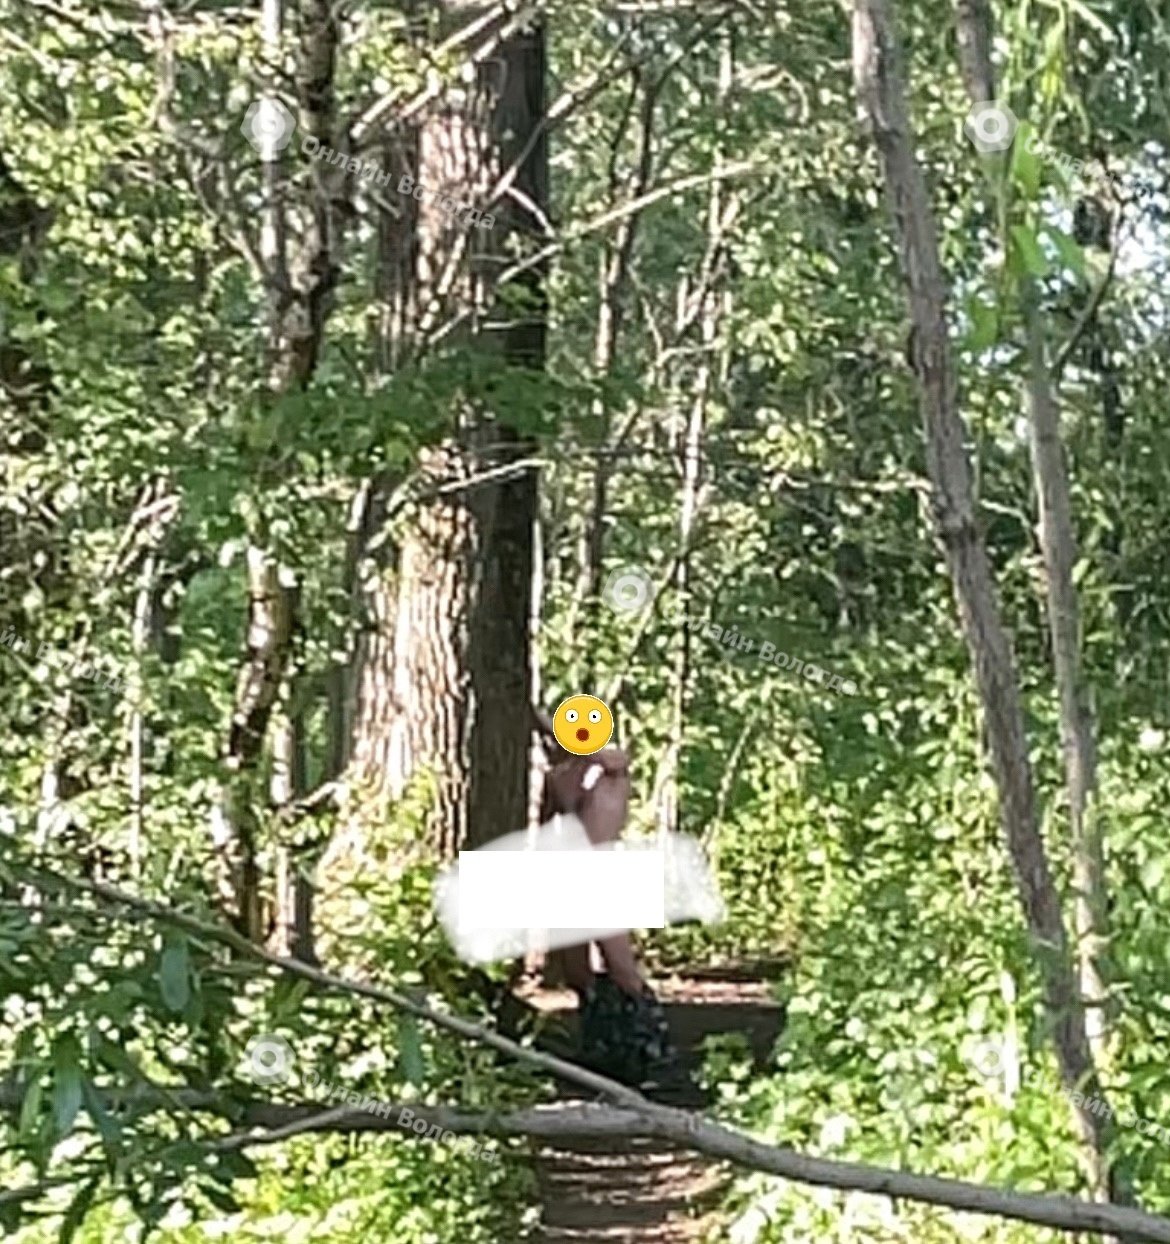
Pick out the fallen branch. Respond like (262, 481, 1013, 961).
(7, 1074, 1170, 1242)
(220, 1101, 1170, 1240)
(12, 867, 1170, 1241)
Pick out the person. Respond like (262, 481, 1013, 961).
(538, 738, 675, 1087)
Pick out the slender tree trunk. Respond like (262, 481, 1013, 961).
(951, 0, 1112, 1105)
(270, 688, 308, 959)
(217, 0, 343, 936)
(128, 553, 156, 878)
(658, 33, 734, 836)
(950, 0, 1111, 1075)
(224, 548, 294, 938)
(1021, 281, 1109, 1062)
(851, 0, 1123, 1202)
(575, 71, 654, 688)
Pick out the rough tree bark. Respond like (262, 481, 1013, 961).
(851, 0, 1123, 1202)
(350, 4, 545, 858)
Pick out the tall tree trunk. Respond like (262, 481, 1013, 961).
(950, 0, 1111, 1077)
(351, 6, 546, 859)
(218, 0, 343, 937)
(658, 31, 734, 836)
(1021, 280, 1109, 1064)
(951, 0, 1112, 1101)
(851, 0, 1124, 1203)
(575, 69, 655, 689)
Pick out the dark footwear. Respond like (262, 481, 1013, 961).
(577, 976, 677, 1087)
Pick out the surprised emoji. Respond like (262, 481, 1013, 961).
(552, 694, 614, 756)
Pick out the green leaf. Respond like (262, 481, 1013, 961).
(38, 282, 76, 314)
(1009, 125, 1042, 197)
(966, 298, 999, 352)
(94, 1034, 143, 1080)
(215, 1149, 258, 1181)
(1043, 224, 1087, 281)
(50, 1036, 83, 1136)
(1010, 224, 1048, 277)
(0, 1200, 24, 1234)
(18, 1077, 44, 1137)
(159, 933, 191, 1013)
(273, 976, 312, 1021)
(201, 1182, 239, 1213)
(81, 1078, 123, 1158)
(396, 1014, 426, 1086)
(92, 980, 142, 1021)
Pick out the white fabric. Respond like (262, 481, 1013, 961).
(434, 814, 725, 964)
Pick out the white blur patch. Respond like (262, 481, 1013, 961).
(580, 762, 604, 791)
(435, 814, 726, 964)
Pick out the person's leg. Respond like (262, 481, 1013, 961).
(540, 746, 674, 1083)
(577, 933, 674, 1086)
(553, 941, 593, 994)
(595, 931, 645, 996)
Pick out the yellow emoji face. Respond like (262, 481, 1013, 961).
(552, 694, 614, 756)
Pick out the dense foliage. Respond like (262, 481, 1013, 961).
(2, 0, 1169, 1240)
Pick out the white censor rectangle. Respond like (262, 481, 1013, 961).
(456, 850, 665, 933)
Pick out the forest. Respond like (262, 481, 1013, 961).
(2, 0, 1170, 1240)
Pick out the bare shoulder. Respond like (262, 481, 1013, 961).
(596, 745, 629, 775)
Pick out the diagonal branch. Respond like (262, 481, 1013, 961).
(20, 863, 647, 1108)
(12, 867, 1170, 1240)
(212, 1102, 1170, 1241)
(5, 1067, 1170, 1242)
